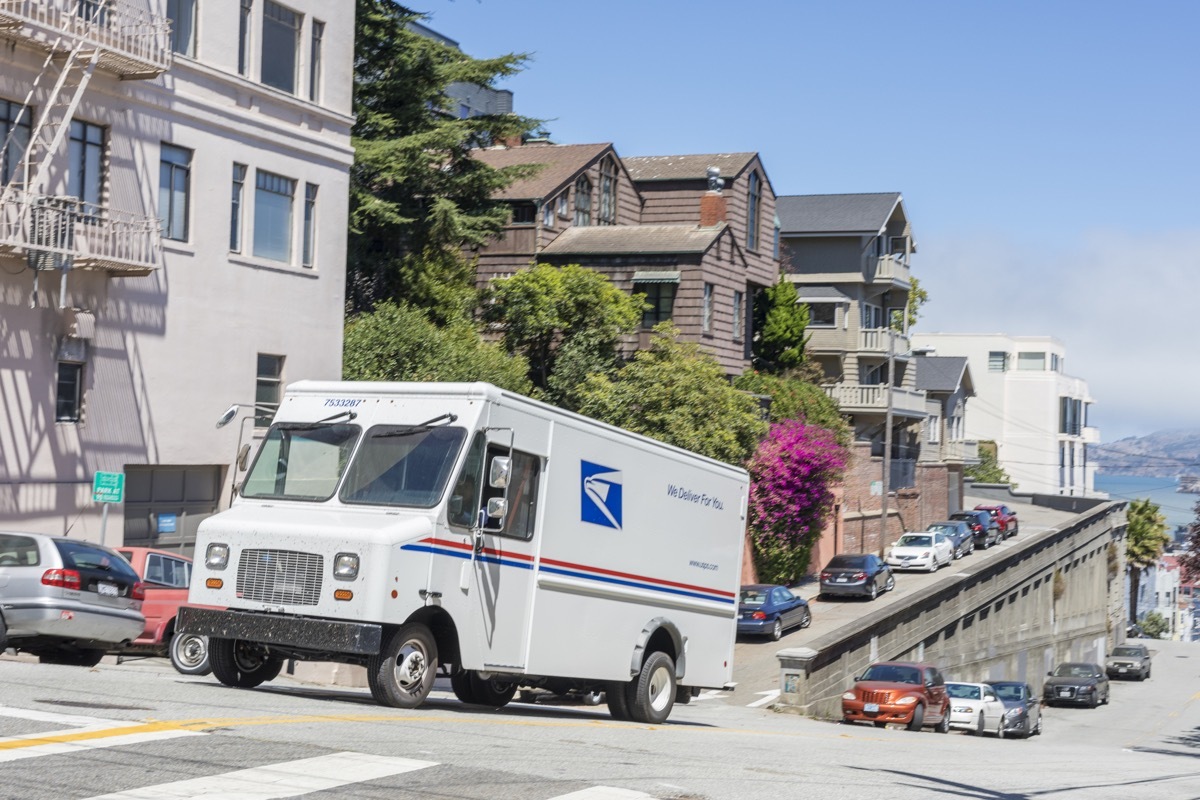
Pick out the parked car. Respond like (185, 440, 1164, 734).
(945, 681, 1007, 736)
(1042, 662, 1110, 707)
(885, 532, 954, 572)
(818, 554, 894, 601)
(927, 520, 974, 559)
(950, 510, 1002, 549)
(990, 680, 1043, 737)
(113, 547, 211, 675)
(1105, 643, 1151, 680)
(975, 504, 1019, 537)
(1126, 623, 1147, 638)
(841, 661, 950, 732)
(737, 584, 812, 641)
(0, 531, 144, 666)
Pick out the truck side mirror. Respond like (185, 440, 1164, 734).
(489, 456, 511, 489)
(236, 443, 251, 471)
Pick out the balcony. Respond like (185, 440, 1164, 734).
(0, 0, 171, 79)
(822, 383, 927, 418)
(858, 328, 910, 356)
(939, 439, 980, 464)
(870, 254, 910, 287)
(0, 188, 161, 275)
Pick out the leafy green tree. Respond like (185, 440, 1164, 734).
(483, 263, 643, 400)
(575, 324, 767, 465)
(1179, 498, 1200, 583)
(891, 276, 929, 332)
(1126, 498, 1170, 626)
(1139, 610, 1169, 639)
(751, 279, 809, 373)
(350, 1, 542, 317)
(732, 371, 850, 445)
(965, 440, 1014, 486)
(343, 301, 531, 392)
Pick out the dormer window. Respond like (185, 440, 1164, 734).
(747, 171, 761, 250)
(511, 203, 535, 225)
(598, 158, 617, 225)
(574, 175, 592, 226)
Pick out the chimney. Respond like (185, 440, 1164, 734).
(700, 192, 727, 227)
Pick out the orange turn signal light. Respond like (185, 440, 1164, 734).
(205, 578, 223, 589)
(333, 589, 353, 601)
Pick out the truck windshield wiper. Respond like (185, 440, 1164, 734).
(372, 413, 458, 438)
(275, 410, 358, 431)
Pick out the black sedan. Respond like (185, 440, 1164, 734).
(737, 584, 811, 641)
(818, 553, 894, 600)
(990, 681, 1043, 737)
(1043, 662, 1110, 707)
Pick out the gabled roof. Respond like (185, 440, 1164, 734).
(541, 224, 724, 256)
(794, 286, 851, 303)
(915, 356, 973, 395)
(776, 192, 903, 235)
(622, 153, 758, 183)
(472, 143, 613, 201)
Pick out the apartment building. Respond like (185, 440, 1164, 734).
(0, 0, 354, 549)
(911, 333, 1099, 496)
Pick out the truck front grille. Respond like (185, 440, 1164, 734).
(236, 549, 323, 606)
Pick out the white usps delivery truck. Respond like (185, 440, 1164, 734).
(181, 381, 748, 723)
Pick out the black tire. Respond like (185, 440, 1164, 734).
(769, 618, 783, 641)
(606, 680, 632, 720)
(905, 703, 925, 731)
(0, 612, 7, 651)
(995, 717, 1005, 739)
(1034, 714, 1043, 736)
(450, 669, 477, 704)
(800, 609, 812, 629)
(209, 638, 283, 688)
(169, 632, 212, 676)
(936, 707, 950, 733)
(74, 648, 106, 667)
(1088, 692, 1099, 709)
(873, 721, 887, 728)
(626, 651, 676, 724)
(867, 581, 878, 601)
(972, 711, 984, 735)
(367, 623, 438, 708)
(884, 575, 895, 592)
(470, 673, 517, 707)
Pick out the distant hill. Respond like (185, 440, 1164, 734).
(1092, 430, 1200, 477)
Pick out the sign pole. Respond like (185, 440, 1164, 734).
(100, 502, 109, 546)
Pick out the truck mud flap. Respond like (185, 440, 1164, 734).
(178, 607, 382, 655)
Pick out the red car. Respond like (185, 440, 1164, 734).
(841, 661, 951, 732)
(114, 546, 212, 675)
(974, 504, 1019, 538)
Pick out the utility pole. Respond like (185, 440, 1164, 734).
(878, 326, 895, 557)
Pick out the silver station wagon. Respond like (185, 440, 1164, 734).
(0, 531, 145, 666)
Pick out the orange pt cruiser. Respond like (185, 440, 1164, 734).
(841, 661, 951, 732)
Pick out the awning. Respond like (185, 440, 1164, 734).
(631, 270, 681, 284)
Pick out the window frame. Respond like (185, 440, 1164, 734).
(308, 19, 324, 103)
(0, 98, 31, 186)
(638, 282, 676, 329)
(302, 182, 317, 267)
(261, 0, 301, 95)
(732, 289, 744, 342)
(68, 119, 105, 216)
(598, 157, 617, 225)
(573, 175, 592, 226)
(701, 282, 714, 334)
(252, 168, 296, 263)
(238, 0, 253, 76)
(808, 303, 836, 327)
(254, 353, 284, 428)
(230, 162, 247, 252)
(167, 0, 197, 57)
(988, 351, 1009, 372)
(747, 170, 761, 250)
(56, 360, 83, 423)
(158, 142, 192, 242)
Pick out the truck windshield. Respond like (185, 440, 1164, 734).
(242, 423, 361, 501)
(340, 425, 467, 508)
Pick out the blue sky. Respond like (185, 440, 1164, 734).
(421, 0, 1199, 441)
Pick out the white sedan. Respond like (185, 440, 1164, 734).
(945, 681, 1008, 736)
(885, 532, 954, 572)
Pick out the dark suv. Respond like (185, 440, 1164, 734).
(950, 510, 1002, 549)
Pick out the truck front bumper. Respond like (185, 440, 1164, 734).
(177, 607, 383, 656)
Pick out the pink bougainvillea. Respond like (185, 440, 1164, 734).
(747, 419, 848, 584)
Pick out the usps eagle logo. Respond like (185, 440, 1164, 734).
(581, 460, 622, 530)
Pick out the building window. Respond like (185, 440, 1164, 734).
(230, 163, 246, 252)
(76, 0, 108, 25)
(639, 283, 675, 329)
(556, 194, 569, 218)
(1060, 396, 1083, 436)
(747, 171, 761, 250)
(1051, 353, 1061, 372)
(68, 120, 105, 215)
(598, 158, 617, 225)
(255, 354, 284, 427)
(309, 20, 324, 102)
(167, 0, 196, 56)
(511, 203, 535, 225)
(702, 283, 714, 333)
(158, 143, 191, 242)
(732, 290, 744, 341)
(458, 103, 470, 119)
(542, 202, 554, 228)
(253, 169, 295, 263)
(262, 1, 301, 95)
(573, 175, 591, 226)
(860, 303, 883, 329)
(0, 99, 31, 185)
(238, 0, 253, 76)
(809, 303, 836, 327)
(302, 183, 317, 267)
(773, 220, 780, 261)
(1017, 351, 1045, 371)
(987, 351, 1009, 372)
(927, 414, 941, 444)
(56, 361, 83, 422)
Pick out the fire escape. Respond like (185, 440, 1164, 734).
(0, 0, 172, 306)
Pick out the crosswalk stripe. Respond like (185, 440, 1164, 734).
(80, 752, 438, 799)
(549, 789, 654, 799)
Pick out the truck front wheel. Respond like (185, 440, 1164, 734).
(209, 638, 283, 688)
(170, 632, 212, 676)
(368, 623, 438, 708)
(625, 651, 676, 724)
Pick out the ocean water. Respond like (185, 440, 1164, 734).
(1094, 474, 1197, 533)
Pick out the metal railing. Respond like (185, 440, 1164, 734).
(0, 0, 171, 77)
(823, 383, 927, 416)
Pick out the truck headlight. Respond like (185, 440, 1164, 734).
(205, 543, 230, 570)
(334, 552, 360, 580)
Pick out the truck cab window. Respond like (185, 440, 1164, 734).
(448, 433, 486, 528)
(481, 445, 540, 540)
(341, 425, 467, 508)
(242, 423, 360, 501)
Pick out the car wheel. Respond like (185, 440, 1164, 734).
(800, 609, 812, 629)
(1034, 714, 1043, 736)
(905, 703, 925, 731)
(625, 651, 676, 724)
(971, 711, 984, 735)
(770, 618, 783, 641)
(470, 672, 518, 707)
(884, 575, 895, 592)
(873, 721, 887, 728)
(450, 668, 478, 704)
(169, 632, 211, 676)
(0, 613, 7, 651)
(209, 638, 283, 689)
(367, 623, 438, 708)
(996, 717, 1005, 739)
(936, 708, 950, 733)
(1088, 692, 1099, 709)
(867, 582, 878, 601)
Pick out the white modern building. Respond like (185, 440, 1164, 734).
(0, 0, 354, 550)
(911, 333, 1099, 497)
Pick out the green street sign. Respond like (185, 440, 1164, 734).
(93, 471, 125, 504)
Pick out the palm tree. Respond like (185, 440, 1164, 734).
(1126, 498, 1170, 627)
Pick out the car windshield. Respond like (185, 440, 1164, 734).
(242, 423, 361, 501)
(740, 588, 768, 606)
(897, 535, 931, 547)
(928, 524, 954, 535)
(992, 684, 1026, 701)
(341, 425, 468, 508)
(947, 684, 982, 700)
(1111, 647, 1144, 657)
(861, 665, 921, 684)
(1053, 664, 1095, 678)
(828, 556, 866, 569)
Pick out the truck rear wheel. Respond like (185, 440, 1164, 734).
(625, 651, 676, 724)
(606, 680, 632, 720)
(209, 638, 283, 688)
(470, 673, 518, 707)
(450, 668, 477, 704)
(368, 623, 437, 708)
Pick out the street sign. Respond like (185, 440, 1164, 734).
(92, 471, 125, 504)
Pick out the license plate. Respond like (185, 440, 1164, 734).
(864, 703, 879, 713)
(1118, 667, 1127, 673)
(836, 576, 847, 582)
(97, 582, 118, 597)
(1058, 689, 1070, 697)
